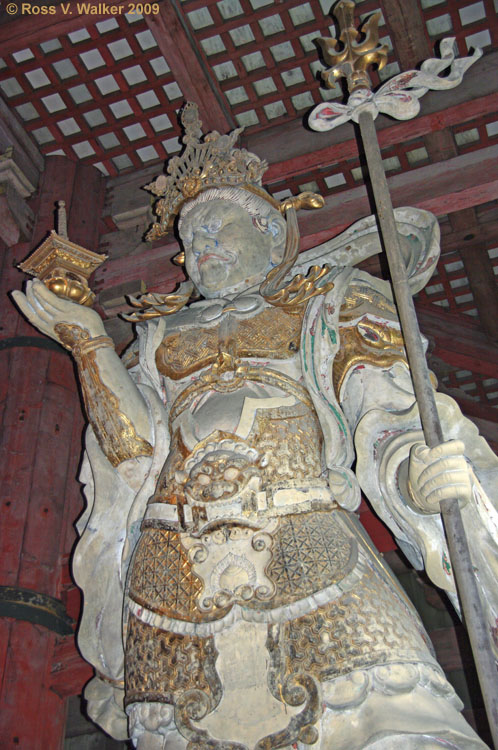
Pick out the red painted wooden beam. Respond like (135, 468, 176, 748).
(145, 1, 234, 133)
(264, 92, 498, 185)
(297, 144, 498, 247)
(417, 307, 498, 381)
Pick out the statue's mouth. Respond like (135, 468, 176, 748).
(198, 251, 236, 267)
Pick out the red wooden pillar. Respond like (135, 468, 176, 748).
(0, 156, 105, 748)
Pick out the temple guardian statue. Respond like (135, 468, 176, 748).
(13, 103, 498, 750)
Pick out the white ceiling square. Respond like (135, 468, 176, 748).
(217, 0, 243, 19)
(259, 14, 285, 36)
(112, 154, 133, 170)
(42, 93, 66, 113)
(264, 100, 287, 119)
(149, 114, 172, 132)
(299, 30, 321, 52)
(94, 162, 110, 176)
(213, 60, 238, 80)
(96, 18, 120, 33)
(289, 3, 314, 25)
(98, 132, 120, 149)
(68, 28, 91, 43)
(241, 51, 265, 71)
(125, 11, 143, 23)
(291, 91, 314, 110)
(324, 173, 346, 189)
(235, 110, 259, 126)
(136, 145, 159, 162)
(150, 56, 170, 76)
(459, 1, 485, 25)
(16, 103, 39, 121)
(25, 68, 50, 88)
(123, 123, 147, 141)
(68, 84, 93, 104)
(32, 126, 55, 144)
(281, 67, 305, 87)
(122, 65, 147, 85)
(13, 48, 34, 63)
(163, 136, 181, 153)
(270, 41, 294, 61)
(52, 59, 78, 80)
(84, 108, 107, 126)
(225, 86, 249, 105)
(136, 90, 160, 109)
(0, 78, 23, 97)
(72, 140, 96, 158)
(465, 29, 491, 49)
(229, 24, 255, 46)
(135, 30, 157, 50)
(187, 8, 214, 29)
(107, 39, 133, 60)
(57, 117, 81, 136)
(80, 49, 106, 70)
(253, 77, 277, 96)
(110, 100, 134, 118)
(163, 82, 183, 99)
(201, 35, 226, 56)
(96, 74, 120, 95)
(40, 38, 62, 53)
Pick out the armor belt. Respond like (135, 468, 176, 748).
(144, 483, 336, 531)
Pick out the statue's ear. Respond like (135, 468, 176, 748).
(269, 214, 287, 265)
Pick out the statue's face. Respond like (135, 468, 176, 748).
(179, 200, 278, 298)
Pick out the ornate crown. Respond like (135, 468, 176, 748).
(145, 103, 274, 241)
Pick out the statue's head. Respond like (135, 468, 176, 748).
(145, 103, 289, 298)
(144, 103, 325, 308)
(177, 189, 286, 298)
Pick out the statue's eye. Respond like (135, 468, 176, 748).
(202, 217, 222, 234)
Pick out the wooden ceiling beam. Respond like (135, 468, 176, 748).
(297, 144, 498, 248)
(449, 208, 498, 341)
(145, 0, 235, 134)
(417, 306, 498, 378)
(264, 91, 498, 185)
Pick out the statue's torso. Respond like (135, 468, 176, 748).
(124, 299, 444, 747)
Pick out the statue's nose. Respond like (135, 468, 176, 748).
(194, 233, 218, 252)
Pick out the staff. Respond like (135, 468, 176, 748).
(309, 2, 498, 745)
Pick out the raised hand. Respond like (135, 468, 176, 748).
(407, 439, 472, 514)
(12, 278, 106, 345)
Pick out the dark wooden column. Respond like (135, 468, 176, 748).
(0, 156, 104, 749)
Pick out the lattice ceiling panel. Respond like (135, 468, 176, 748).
(0, 12, 184, 177)
(439, 366, 498, 407)
(0, 0, 496, 179)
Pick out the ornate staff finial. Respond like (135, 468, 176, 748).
(317, 0, 388, 93)
(57, 200, 68, 239)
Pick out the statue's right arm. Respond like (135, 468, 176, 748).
(12, 279, 153, 467)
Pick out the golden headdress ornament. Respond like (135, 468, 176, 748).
(145, 103, 277, 240)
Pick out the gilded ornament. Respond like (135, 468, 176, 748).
(54, 323, 153, 467)
(317, 0, 388, 93)
(333, 316, 407, 397)
(155, 306, 304, 380)
(19, 202, 106, 307)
